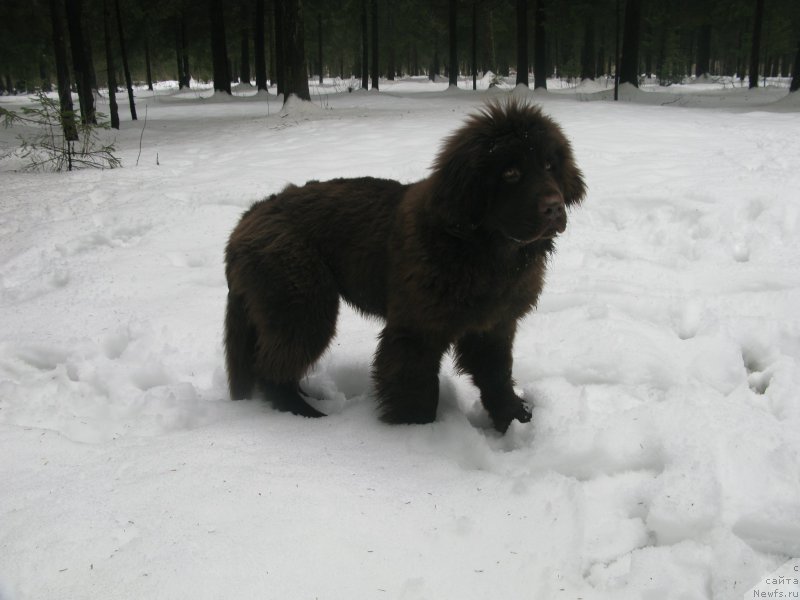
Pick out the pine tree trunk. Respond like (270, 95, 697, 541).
(597, 23, 605, 78)
(580, 15, 595, 80)
(516, 0, 528, 86)
(144, 34, 153, 91)
(749, 0, 764, 88)
(533, 0, 546, 89)
(695, 23, 711, 77)
(40, 58, 52, 92)
(84, 30, 98, 92)
(431, 32, 440, 80)
(267, 2, 275, 87)
(209, 0, 231, 94)
(614, 0, 620, 98)
(255, 0, 267, 90)
(387, 6, 395, 80)
(482, 5, 495, 74)
(49, 0, 77, 141)
(317, 13, 323, 85)
(175, 19, 184, 89)
(103, 0, 119, 129)
(448, 0, 458, 87)
(281, 0, 310, 102)
(181, 14, 190, 87)
(550, 10, 558, 77)
(790, 39, 800, 92)
(361, 0, 368, 89)
(371, 0, 379, 90)
(240, 21, 251, 84)
(114, 0, 136, 120)
(471, 2, 477, 89)
(274, 0, 285, 94)
(64, 0, 96, 124)
(619, 0, 642, 87)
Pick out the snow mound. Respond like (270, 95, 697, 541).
(574, 78, 610, 93)
(771, 90, 800, 109)
(279, 93, 326, 117)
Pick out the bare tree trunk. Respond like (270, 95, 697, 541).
(240, 18, 251, 84)
(482, 5, 495, 74)
(255, 0, 268, 90)
(431, 30, 440, 80)
(317, 12, 323, 84)
(103, 0, 119, 129)
(181, 13, 190, 87)
(748, 0, 764, 88)
(387, 6, 395, 80)
(64, 0, 96, 124)
(175, 18, 185, 89)
(281, 0, 310, 101)
(695, 23, 711, 77)
(209, 0, 231, 93)
(580, 14, 595, 80)
(516, 0, 528, 86)
(448, 0, 458, 87)
(114, 0, 136, 120)
(84, 30, 98, 91)
(471, 1, 477, 89)
(144, 34, 153, 91)
(49, 0, 77, 141)
(371, 0, 379, 90)
(619, 0, 642, 87)
(274, 0, 285, 94)
(361, 0, 368, 88)
(533, 0, 546, 89)
(267, 1, 275, 87)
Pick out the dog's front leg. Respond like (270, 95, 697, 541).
(454, 323, 532, 433)
(373, 327, 448, 425)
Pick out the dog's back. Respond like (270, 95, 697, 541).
(224, 177, 407, 407)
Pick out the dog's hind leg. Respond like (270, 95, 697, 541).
(259, 380, 327, 418)
(242, 252, 340, 418)
(224, 291, 258, 400)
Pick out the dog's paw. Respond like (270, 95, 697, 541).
(490, 396, 532, 434)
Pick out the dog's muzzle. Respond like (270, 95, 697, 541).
(538, 194, 567, 235)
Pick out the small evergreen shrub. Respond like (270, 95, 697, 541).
(0, 92, 121, 172)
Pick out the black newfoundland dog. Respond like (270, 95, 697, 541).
(225, 98, 586, 433)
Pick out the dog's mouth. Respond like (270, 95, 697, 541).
(506, 220, 567, 244)
(506, 231, 556, 244)
(544, 219, 568, 237)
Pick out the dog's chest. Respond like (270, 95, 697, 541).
(417, 248, 546, 331)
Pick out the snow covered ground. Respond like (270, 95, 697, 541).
(1, 78, 799, 600)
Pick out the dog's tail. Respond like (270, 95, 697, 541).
(224, 292, 257, 400)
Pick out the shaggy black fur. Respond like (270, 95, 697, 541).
(224, 98, 586, 432)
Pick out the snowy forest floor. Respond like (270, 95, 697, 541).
(1, 77, 799, 600)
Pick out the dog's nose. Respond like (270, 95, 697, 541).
(538, 194, 565, 219)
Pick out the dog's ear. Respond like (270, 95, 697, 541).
(559, 142, 587, 206)
(430, 122, 490, 236)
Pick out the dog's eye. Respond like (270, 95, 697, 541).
(502, 167, 521, 183)
(544, 161, 553, 171)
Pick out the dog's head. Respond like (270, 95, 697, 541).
(431, 98, 586, 245)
